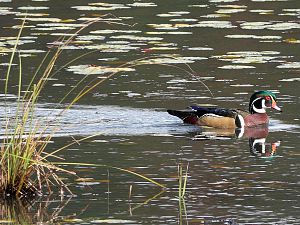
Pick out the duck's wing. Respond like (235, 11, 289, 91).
(167, 106, 240, 125)
(189, 106, 238, 118)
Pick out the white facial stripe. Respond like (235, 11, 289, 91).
(251, 97, 266, 113)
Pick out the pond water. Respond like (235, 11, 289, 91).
(0, 0, 300, 224)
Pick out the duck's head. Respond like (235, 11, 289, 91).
(249, 91, 282, 114)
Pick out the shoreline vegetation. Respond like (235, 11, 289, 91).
(0, 15, 167, 198)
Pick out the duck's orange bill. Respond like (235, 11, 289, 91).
(272, 101, 282, 112)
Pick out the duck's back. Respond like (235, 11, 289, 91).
(168, 107, 250, 128)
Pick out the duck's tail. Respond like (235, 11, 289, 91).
(167, 109, 198, 124)
(167, 109, 190, 119)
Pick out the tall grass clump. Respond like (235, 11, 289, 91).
(0, 16, 84, 198)
(0, 16, 167, 198)
(0, 12, 211, 198)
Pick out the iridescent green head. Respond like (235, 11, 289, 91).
(249, 91, 281, 114)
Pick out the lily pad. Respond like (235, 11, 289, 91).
(110, 35, 163, 41)
(90, 29, 141, 34)
(216, 9, 246, 14)
(218, 65, 256, 69)
(127, 3, 157, 7)
(201, 14, 230, 18)
(72, 4, 130, 11)
(276, 62, 300, 69)
(147, 23, 178, 30)
(188, 47, 214, 51)
(188, 5, 209, 8)
(194, 21, 236, 28)
(279, 78, 300, 82)
(267, 22, 300, 30)
(225, 34, 281, 40)
(250, 9, 274, 14)
(67, 65, 135, 75)
(18, 6, 49, 10)
(170, 18, 198, 22)
(16, 17, 61, 22)
(138, 56, 207, 64)
(147, 31, 192, 35)
(213, 51, 284, 65)
(241, 21, 300, 30)
(284, 38, 300, 44)
(0, 7, 16, 15)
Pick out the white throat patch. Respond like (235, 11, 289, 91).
(251, 98, 266, 113)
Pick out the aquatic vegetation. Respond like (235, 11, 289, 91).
(178, 163, 188, 200)
(178, 163, 188, 225)
(0, 16, 165, 198)
(0, 196, 74, 224)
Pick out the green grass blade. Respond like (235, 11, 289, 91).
(5, 16, 26, 94)
(52, 162, 166, 189)
(182, 163, 189, 198)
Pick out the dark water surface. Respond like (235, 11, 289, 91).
(0, 0, 299, 224)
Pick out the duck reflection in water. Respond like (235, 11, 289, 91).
(239, 125, 280, 158)
(168, 91, 282, 158)
(249, 137, 280, 158)
(192, 125, 281, 158)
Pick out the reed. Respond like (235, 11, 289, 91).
(0, 15, 165, 198)
(177, 163, 189, 225)
(178, 163, 188, 200)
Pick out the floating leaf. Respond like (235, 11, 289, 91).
(170, 18, 198, 22)
(16, 17, 61, 22)
(188, 4, 209, 8)
(110, 35, 163, 41)
(52, 83, 66, 87)
(67, 65, 135, 75)
(218, 65, 256, 69)
(18, 6, 49, 10)
(147, 31, 192, 35)
(226, 34, 281, 40)
(284, 38, 300, 44)
(0, 47, 11, 53)
(201, 14, 230, 18)
(0, 7, 16, 15)
(188, 47, 214, 51)
(194, 21, 236, 28)
(267, 22, 300, 30)
(147, 23, 178, 30)
(249, 9, 274, 14)
(212, 51, 284, 65)
(241, 21, 300, 30)
(127, 3, 157, 7)
(72, 4, 130, 11)
(277, 62, 300, 69)
(279, 78, 300, 82)
(138, 56, 207, 64)
(90, 29, 141, 34)
(216, 9, 246, 14)
(76, 35, 105, 41)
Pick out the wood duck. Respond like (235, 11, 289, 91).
(167, 91, 282, 129)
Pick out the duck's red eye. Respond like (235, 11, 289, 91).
(265, 96, 271, 101)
